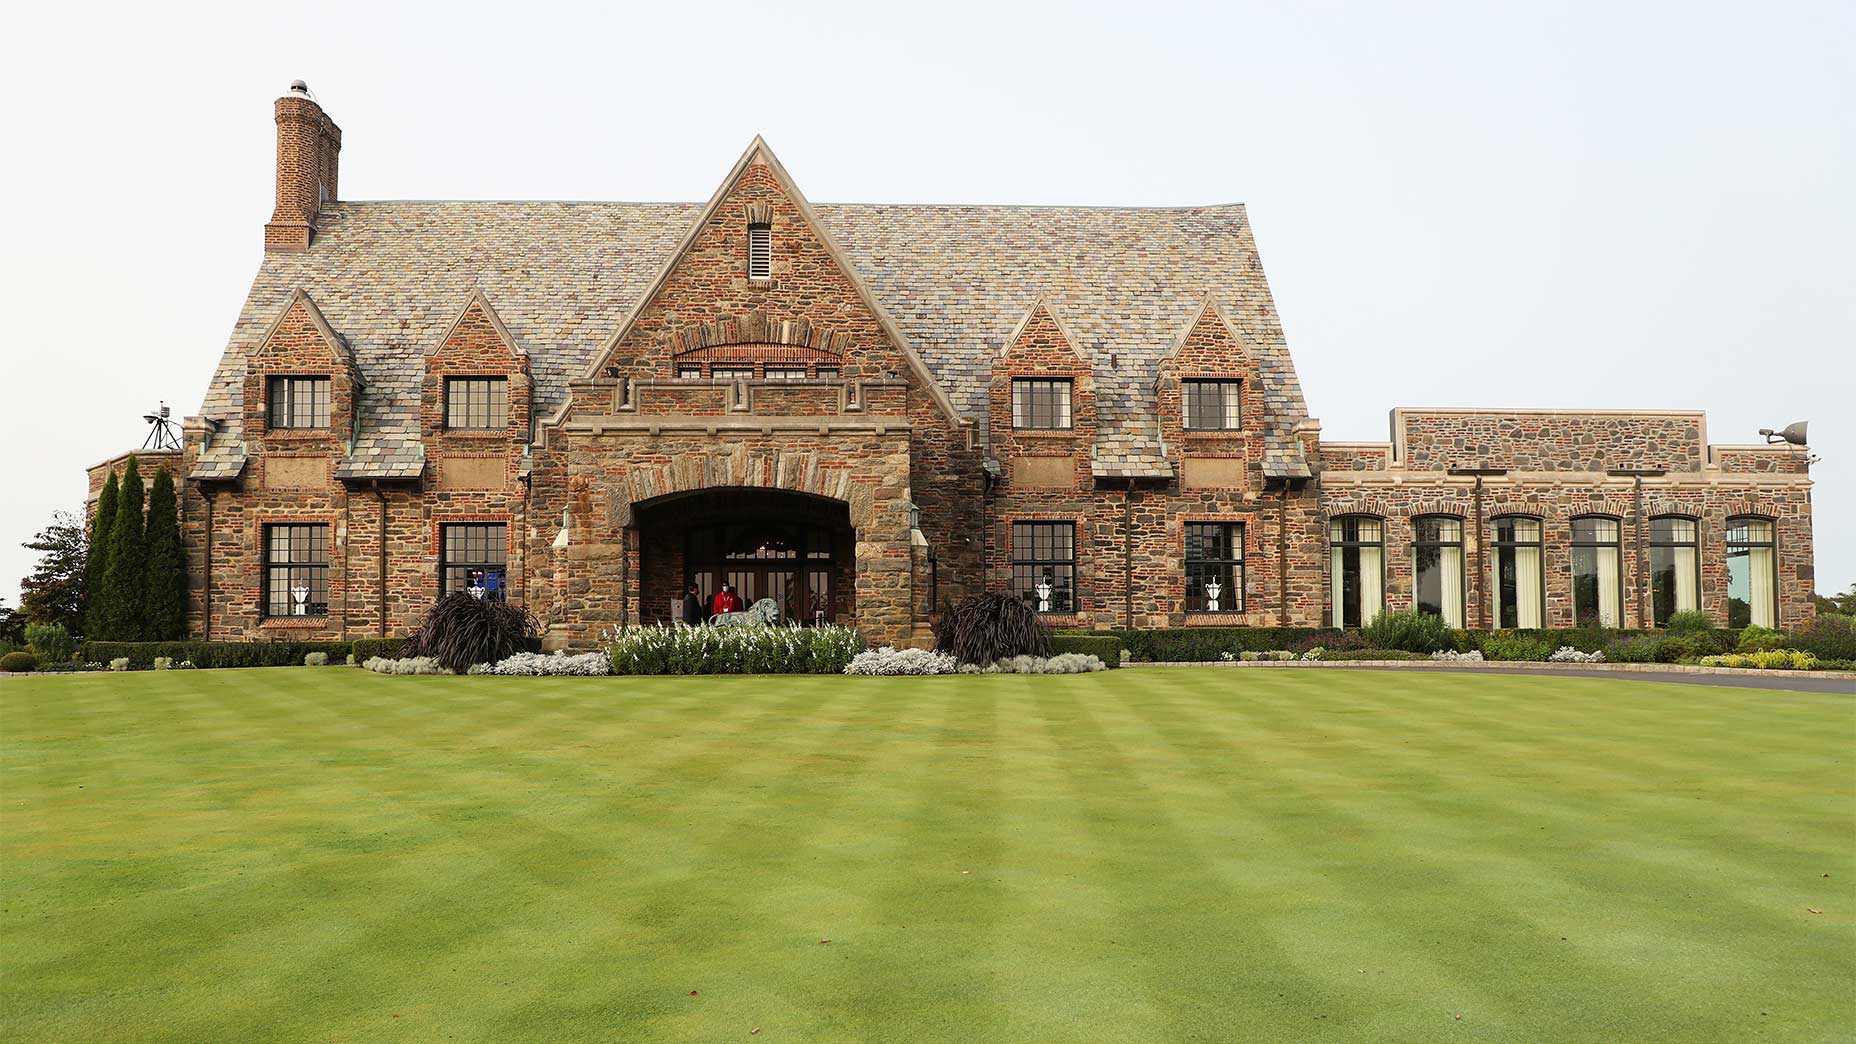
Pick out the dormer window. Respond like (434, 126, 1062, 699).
(1012, 378, 1073, 430)
(267, 376, 330, 429)
(1183, 379, 1242, 431)
(747, 222, 772, 280)
(445, 376, 508, 429)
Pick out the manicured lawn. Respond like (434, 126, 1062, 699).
(1, 668, 1850, 1042)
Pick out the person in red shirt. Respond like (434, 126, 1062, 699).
(709, 584, 742, 618)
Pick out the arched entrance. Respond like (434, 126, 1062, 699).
(634, 488, 855, 625)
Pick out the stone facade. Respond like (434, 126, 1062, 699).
(81, 86, 1818, 647)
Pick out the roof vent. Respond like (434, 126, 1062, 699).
(289, 79, 312, 98)
(748, 223, 771, 281)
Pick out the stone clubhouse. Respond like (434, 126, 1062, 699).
(86, 83, 1818, 649)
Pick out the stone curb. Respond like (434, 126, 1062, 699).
(1128, 660, 1856, 681)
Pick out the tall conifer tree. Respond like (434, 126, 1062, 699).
(82, 472, 119, 637)
(142, 468, 186, 641)
(100, 455, 146, 641)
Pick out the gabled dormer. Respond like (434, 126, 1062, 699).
(241, 290, 362, 489)
(551, 137, 967, 444)
(422, 289, 531, 491)
(987, 298, 1095, 490)
(1156, 295, 1266, 489)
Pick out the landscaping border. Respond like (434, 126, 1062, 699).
(1131, 658, 1856, 684)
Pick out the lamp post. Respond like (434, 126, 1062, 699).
(1035, 578, 1053, 613)
(291, 585, 309, 616)
(1205, 579, 1222, 613)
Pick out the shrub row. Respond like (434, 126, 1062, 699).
(1058, 614, 1854, 666)
(79, 640, 357, 670)
(1048, 634, 1123, 666)
(350, 637, 410, 662)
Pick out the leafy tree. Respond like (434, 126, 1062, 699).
(99, 455, 146, 641)
(82, 472, 119, 637)
(142, 468, 187, 641)
(0, 597, 24, 648)
(19, 510, 86, 633)
(1813, 583, 1856, 618)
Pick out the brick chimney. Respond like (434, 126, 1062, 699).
(264, 81, 341, 252)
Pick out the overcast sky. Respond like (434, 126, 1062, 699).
(2, 0, 1850, 610)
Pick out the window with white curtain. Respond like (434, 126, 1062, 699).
(1725, 517, 1777, 629)
(1412, 516, 1464, 628)
(1570, 516, 1622, 628)
(1328, 516, 1383, 628)
(1649, 516, 1700, 626)
(1492, 516, 1544, 629)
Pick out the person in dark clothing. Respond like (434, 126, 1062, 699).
(681, 582, 704, 625)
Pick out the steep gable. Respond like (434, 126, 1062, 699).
(563, 138, 966, 433)
(1161, 296, 1253, 373)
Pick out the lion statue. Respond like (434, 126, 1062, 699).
(712, 597, 781, 627)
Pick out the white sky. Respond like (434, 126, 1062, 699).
(2, 0, 1851, 608)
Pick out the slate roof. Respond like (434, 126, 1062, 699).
(200, 199, 1311, 478)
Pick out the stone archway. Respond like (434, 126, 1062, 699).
(634, 488, 856, 626)
(578, 449, 917, 647)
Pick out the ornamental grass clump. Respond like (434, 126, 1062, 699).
(935, 593, 1051, 665)
(1700, 649, 1821, 671)
(407, 593, 538, 674)
(609, 623, 863, 675)
(1361, 610, 1455, 653)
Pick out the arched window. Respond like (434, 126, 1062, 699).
(1491, 516, 1544, 629)
(1648, 516, 1700, 626)
(1411, 516, 1465, 628)
(1328, 516, 1384, 628)
(1570, 516, 1622, 628)
(1725, 517, 1777, 629)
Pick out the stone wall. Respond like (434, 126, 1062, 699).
(1394, 409, 1706, 471)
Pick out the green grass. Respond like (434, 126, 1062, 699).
(1, 668, 1851, 1043)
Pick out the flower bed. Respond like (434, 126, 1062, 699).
(609, 624, 864, 675)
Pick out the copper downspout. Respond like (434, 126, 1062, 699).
(1606, 469, 1665, 629)
(1123, 482, 1134, 629)
(1447, 467, 1507, 629)
(374, 484, 388, 637)
(1277, 480, 1290, 626)
(201, 490, 214, 641)
(1473, 474, 1487, 629)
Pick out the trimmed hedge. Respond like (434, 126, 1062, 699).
(1056, 627, 1343, 663)
(1049, 634, 1123, 666)
(350, 637, 410, 663)
(2, 651, 41, 673)
(79, 640, 354, 670)
(1055, 625, 1742, 663)
(1318, 649, 1430, 661)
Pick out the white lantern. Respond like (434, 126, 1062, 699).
(1205, 579, 1222, 613)
(291, 584, 309, 615)
(1035, 579, 1053, 613)
(468, 584, 486, 600)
